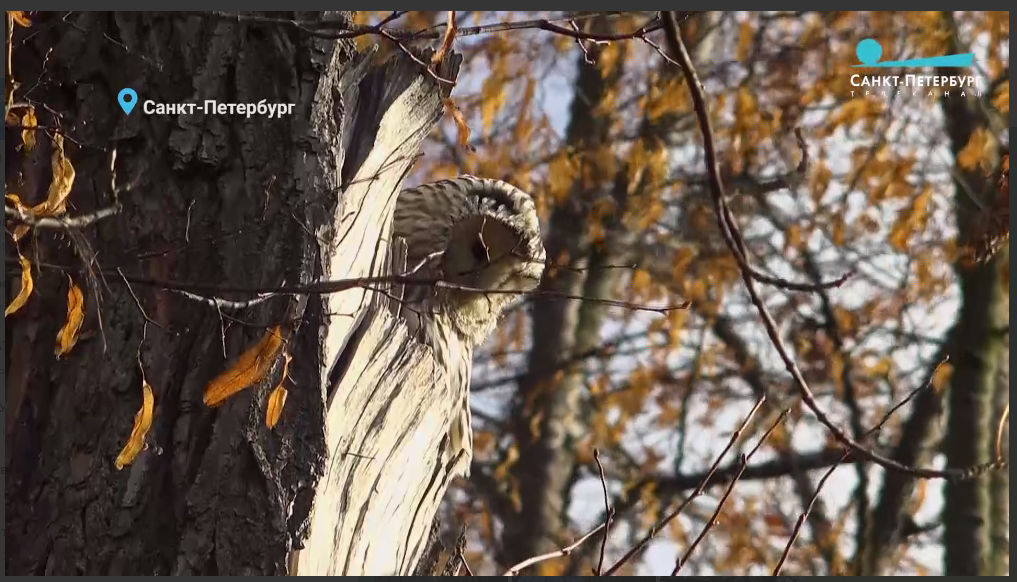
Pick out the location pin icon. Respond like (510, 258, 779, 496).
(118, 88, 138, 114)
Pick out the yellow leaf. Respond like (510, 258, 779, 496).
(55, 275, 85, 357)
(20, 106, 36, 149)
(5, 249, 33, 317)
(443, 97, 472, 149)
(31, 133, 75, 216)
(115, 380, 155, 470)
(887, 185, 934, 252)
(956, 127, 993, 172)
(9, 11, 32, 27)
(931, 361, 953, 392)
(265, 385, 288, 429)
(993, 80, 1009, 114)
(265, 352, 292, 429)
(431, 11, 457, 66)
(736, 20, 753, 61)
(204, 326, 285, 407)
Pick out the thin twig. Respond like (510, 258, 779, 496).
(772, 358, 946, 575)
(501, 523, 606, 576)
(593, 449, 613, 576)
(116, 268, 162, 329)
(673, 409, 789, 575)
(659, 10, 1006, 481)
(7, 258, 690, 315)
(602, 395, 767, 575)
(5, 204, 120, 229)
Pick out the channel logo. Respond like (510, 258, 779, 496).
(853, 38, 974, 68)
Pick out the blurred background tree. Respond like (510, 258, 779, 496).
(359, 10, 1009, 576)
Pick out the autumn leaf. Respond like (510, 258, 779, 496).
(431, 11, 457, 66)
(956, 127, 993, 172)
(443, 97, 473, 150)
(55, 275, 85, 357)
(992, 80, 1008, 114)
(9, 11, 32, 27)
(35, 132, 75, 216)
(115, 379, 155, 470)
(19, 106, 36, 149)
(736, 19, 754, 61)
(265, 352, 292, 429)
(204, 326, 285, 407)
(5, 248, 33, 317)
(265, 385, 288, 429)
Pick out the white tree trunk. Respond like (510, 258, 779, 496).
(291, 45, 465, 575)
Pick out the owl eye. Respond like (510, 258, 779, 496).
(471, 236, 490, 263)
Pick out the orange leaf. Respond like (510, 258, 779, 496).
(20, 106, 36, 149)
(29, 132, 75, 217)
(431, 11, 457, 66)
(5, 248, 33, 317)
(443, 97, 473, 150)
(115, 379, 155, 470)
(265, 385, 288, 429)
(956, 127, 993, 172)
(55, 274, 85, 357)
(204, 326, 285, 407)
(9, 11, 32, 27)
(265, 352, 292, 429)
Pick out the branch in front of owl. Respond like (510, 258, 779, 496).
(8, 257, 691, 317)
(661, 11, 1007, 483)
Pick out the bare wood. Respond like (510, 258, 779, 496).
(292, 41, 464, 576)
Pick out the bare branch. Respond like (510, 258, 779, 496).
(773, 358, 949, 575)
(593, 449, 613, 576)
(5, 204, 120, 229)
(501, 522, 606, 576)
(602, 395, 767, 575)
(673, 409, 789, 575)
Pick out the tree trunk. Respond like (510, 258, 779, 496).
(938, 15, 1007, 575)
(5, 11, 461, 575)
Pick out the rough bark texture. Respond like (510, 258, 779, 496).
(5, 11, 461, 576)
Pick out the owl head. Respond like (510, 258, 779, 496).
(393, 176, 546, 345)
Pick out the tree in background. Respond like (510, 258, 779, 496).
(5, 10, 1009, 576)
(381, 10, 1008, 575)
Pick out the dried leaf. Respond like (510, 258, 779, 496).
(265, 352, 292, 428)
(443, 97, 473, 150)
(204, 326, 285, 407)
(55, 275, 85, 357)
(5, 249, 33, 317)
(992, 80, 1008, 114)
(115, 380, 154, 470)
(956, 127, 993, 172)
(9, 11, 32, 27)
(265, 385, 288, 429)
(6, 194, 32, 241)
(431, 11, 457, 66)
(20, 106, 36, 149)
(36, 133, 75, 216)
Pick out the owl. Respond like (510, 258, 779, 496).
(391, 175, 546, 479)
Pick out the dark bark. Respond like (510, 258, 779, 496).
(5, 11, 460, 575)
